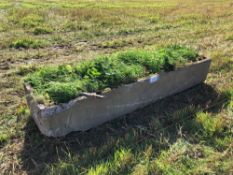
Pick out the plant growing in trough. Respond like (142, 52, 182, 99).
(24, 45, 201, 104)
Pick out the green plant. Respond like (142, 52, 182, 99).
(46, 82, 83, 103)
(20, 14, 43, 28)
(24, 45, 199, 104)
(33, 26, 52, 35)
(10, 38, 48, 49)
(104, 63, 145, 87)
(117, 45, 197, 73)
(17, 64, 38, 75)
(62, 21, 88, 32)
(196, 112, 225, 136)
(117, 50, 162, 73)
(0, 133, 9, 144)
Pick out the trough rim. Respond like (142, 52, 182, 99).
(24, 57, 211, 117)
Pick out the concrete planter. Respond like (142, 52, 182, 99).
(25, 58, 211, 137)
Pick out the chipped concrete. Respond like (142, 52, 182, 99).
(25, 58, 211, 137)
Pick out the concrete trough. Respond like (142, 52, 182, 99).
(25, 58, 211, 137)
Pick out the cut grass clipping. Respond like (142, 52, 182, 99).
(24, 45, 200, 104)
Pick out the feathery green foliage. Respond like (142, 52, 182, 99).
(25, 45, 199, 104)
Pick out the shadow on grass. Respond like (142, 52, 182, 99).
(20, 83, 231, 174)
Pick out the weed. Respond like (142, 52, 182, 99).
(0, 133, 9, 144)
(24, 45, 199, 104)
(117, 45, 198, 73)
(86, 148, 133, 175)
(20, 14, 44, 28)
(33, 26, 52, 35)
(46, 81, 83, 103)
(149, 16, 160, 24)
(87, 163, 109, 175)
(17, 64, 38, 75)
(112, 148, 134, 172)
(99, 39, 133, 49)
(10, 38, 48, 49)
(196, 112, 225, 136)
(131, 164, 148, 175)
(62, 21, 88, 32)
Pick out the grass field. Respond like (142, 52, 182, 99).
(0, 0, 232, 174)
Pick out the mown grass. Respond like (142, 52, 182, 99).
(25, 45, 199, 104)
(0, 0, 232, 174)
(43, 86, 233, 175)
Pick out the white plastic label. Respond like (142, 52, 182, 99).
(149, 74, 159, 83)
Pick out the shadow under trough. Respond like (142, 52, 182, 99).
(20, 83, 231, 174)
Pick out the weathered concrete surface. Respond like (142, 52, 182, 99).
(25, 58, 211, 137)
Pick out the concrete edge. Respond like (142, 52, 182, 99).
(25, 58, 211, 118)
